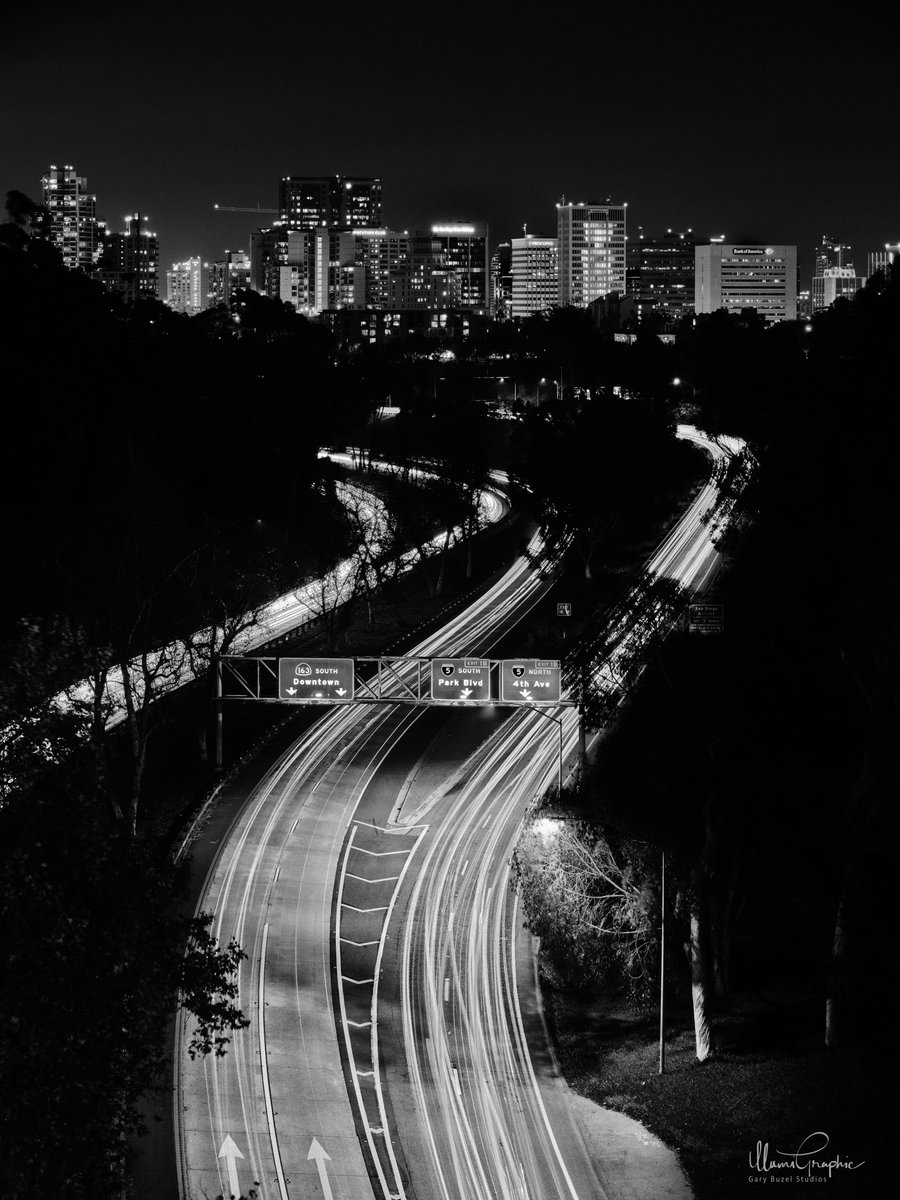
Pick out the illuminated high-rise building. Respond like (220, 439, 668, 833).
(166, 258, 205, 315)
(208, 249, 251, 307)
(100, 214, 159, 302)
(821, 267, 865, 307)
(351, 229, 410, 310)
(510, 235, 558, 317)
(40, 164, 105, 273)
(489, 242, 513, 319)
(250, 228, 290, 298)
(557, 200, 627, 307)
(279, 176, 383, 230)
(277, 228, 410, 316)
(408, 224, 489, 311)
(811, 235, 853, 312)
(626, 228, 699, 327)
(695, 243, 797, 323)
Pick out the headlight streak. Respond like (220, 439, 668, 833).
(391, 424, 750, 1200)
(178, 427, 745, 1200)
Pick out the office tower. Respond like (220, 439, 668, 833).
(557, 200, 626, 307)
(351, 229, 410, 310)
(626, 228, 699, 327)
(820, 266, 865, 307)
(250, 228, 290, 297)
(166, 258, 205, 315)
(408, 224, 489, 311)
(40, 164, 105, 273)
(489, 242, 513, 319)
(811, 235, 853, 312)
(276, 228, 410, 316)
(814, 235, 851, 277)
(208, 250, 251, 307)
(695, 243, 797, 323)
(510, 235, 558, 317)
(100, 214, 159, 301)
(279, 176, 383, 230)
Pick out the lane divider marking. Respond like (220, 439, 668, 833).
(257, 923, 290, 1200)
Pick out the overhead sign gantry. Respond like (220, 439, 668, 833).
(214, 654, 573, 778)
(219, 654, 565, 708)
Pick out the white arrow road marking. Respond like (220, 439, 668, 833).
(308, 1137, 334, 1200)
(217, 1135, 244, 1200)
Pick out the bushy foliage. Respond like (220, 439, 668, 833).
(516, 817, 659, 1000)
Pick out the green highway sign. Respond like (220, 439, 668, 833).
(430, 657, 491, 701)
(278, 657, 355, 700)
(500, 659, 562, 704)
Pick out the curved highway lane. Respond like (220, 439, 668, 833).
(176, 426, 744, 1200)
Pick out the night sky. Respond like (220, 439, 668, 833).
(2, 0, 897, 284)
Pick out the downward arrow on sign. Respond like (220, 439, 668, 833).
(308, 1138, 334, 1200)
(217, 1135, 244, 1199)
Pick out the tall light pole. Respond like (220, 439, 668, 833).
(659, 849, 666, 1074)
(529, 705, 564, 794)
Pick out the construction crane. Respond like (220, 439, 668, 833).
(214, 203, 278, 214)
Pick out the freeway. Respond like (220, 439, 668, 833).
(175, 426, 743, 1200)
(57, 463, 506, 731)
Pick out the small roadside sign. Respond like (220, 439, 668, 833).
(430, 658, 491, 701)
(278, 657, 355, 700)
(688, 603, 724, 634)
(500, 659, 562, 704)
(556, 603, 572, 617)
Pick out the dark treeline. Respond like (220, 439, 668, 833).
(0, 233, 345, 658)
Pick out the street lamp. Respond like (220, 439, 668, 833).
(498, 376, 518, 408)
(529, 704, 564, 794)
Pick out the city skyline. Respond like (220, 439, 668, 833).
(2, 1, 896, 281)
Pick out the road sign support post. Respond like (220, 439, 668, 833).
(529, 705, 564, 796)
(214, 655, 223, 774)
(659, 849, 666, 1075)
